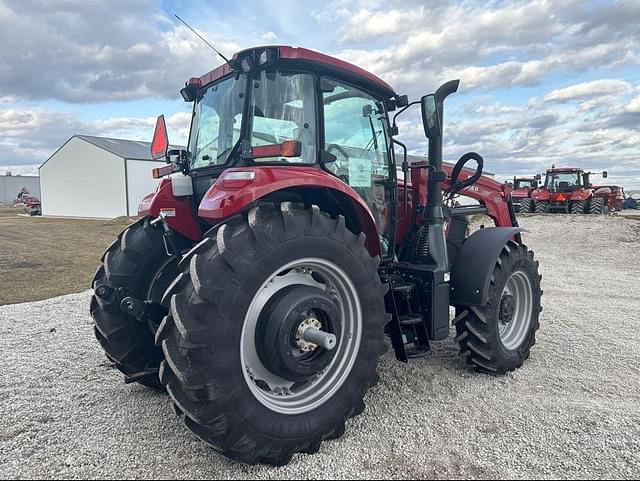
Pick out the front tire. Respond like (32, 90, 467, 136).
(454, 241, 542, 374)
(156, 203, 388, 465)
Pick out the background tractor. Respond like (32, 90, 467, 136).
(90, 46, 542, 466)
(511, 176, 538, 213)
(13, 188, 41, 216)
(531, 166, 609, 214)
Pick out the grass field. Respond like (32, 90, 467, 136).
(0, 207, 133, 305)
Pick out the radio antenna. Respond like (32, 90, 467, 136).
(174, 14, 232, 66)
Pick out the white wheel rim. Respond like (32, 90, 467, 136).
(498, 270, 534, 350)
(240, 258, 362, 415)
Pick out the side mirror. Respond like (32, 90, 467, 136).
(602, 171, 608, 179)
(151, 115, 169, 161)
(421, 94, 441, 139)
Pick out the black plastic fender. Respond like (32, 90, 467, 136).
(450, 227, 523, 306)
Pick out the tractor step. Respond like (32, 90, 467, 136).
(124, 368, 160, 384)
(391, 283, 414, 293)
(406, 344, 431, 359)
(399, 314, 423, 326)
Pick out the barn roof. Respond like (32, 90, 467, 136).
(76, 135, 185, 160)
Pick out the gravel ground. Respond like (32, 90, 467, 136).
(1, 215, 639, 479)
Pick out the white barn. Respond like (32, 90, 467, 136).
(39, 135, 181, 218)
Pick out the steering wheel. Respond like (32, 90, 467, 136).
(325, 144, 351, 182)
(326, 143, 350, 161)
(447, 152, 484, 199)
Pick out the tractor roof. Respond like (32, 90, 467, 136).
(196, 46, 397, 98)
(546, 167, 584, 173)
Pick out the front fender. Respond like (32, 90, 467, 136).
(198, 166, 381, 256)
(450, 227, 523, 306)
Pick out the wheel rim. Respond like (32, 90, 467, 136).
(241, 257, 362, 415)
(498, 270, 534, 350)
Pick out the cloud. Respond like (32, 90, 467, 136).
(545, 79, 632, 102)
(330, 1, 639, 96)
(0, 107, 191, 167)
(0, 0, 244, 103)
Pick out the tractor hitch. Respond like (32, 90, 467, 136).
(120, 296, 167, 325)
(151, 212, 182, 257)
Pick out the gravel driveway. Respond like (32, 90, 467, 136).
(1, 215, 639, 479)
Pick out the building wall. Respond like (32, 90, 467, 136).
(0, 175, 41, 204)
(40, 137, 127, 218)
(125, 159, 164, 215)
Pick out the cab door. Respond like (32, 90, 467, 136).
(320, 77, 395, 256)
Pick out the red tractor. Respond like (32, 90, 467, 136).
(511, 176, 538, 213)
(90, 46, 542, 465)
(13, 188, 41, 215)
(531, 166, 609, 214)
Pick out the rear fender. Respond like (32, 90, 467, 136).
(450, 227, 523, 306)
(198, 166, 381, 256)
(570, 189, 591, 201)
(531, 189, 549, 201)
(138, 179, 202, 241)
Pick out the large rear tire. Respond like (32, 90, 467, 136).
(454, 241, 542, 374)
(520, 198, 533, 213)
(156, 203, 388, 465)
(589, 197, 605, 214)
(534, 201, 548, 214)
(91, 218, 191, 389)
(570, 200, 586, 214)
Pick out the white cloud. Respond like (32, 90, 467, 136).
(625, 94, 640, 113)
(545, 79, 632, 102)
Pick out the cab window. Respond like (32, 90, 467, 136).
(250, 71, 316, 164)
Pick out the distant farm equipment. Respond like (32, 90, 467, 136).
(531, 167, 610, 214)
(13, 188, 41, 216)
(511, 176, 539, 213)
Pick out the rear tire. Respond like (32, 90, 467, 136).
(156, 203, 388, 465)
(520, 198, 533, 213)
(454, 241, 542, 374)
(534, 201, 548, 214)
(570, 200, 585, 214)
(91, 218, 191, 389)
(589, 197, 605, 214)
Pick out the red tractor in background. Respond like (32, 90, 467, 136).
(511, 176, 538, 213)
(13, 188, 41, 216)
(90, 46, 542, 465)
(531, 166, 609, 214)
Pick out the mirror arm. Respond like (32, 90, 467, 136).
(391, 100, 421, 135)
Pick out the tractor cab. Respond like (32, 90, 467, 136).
(543, 169, 584, 192)
(155, 47, 407, 256)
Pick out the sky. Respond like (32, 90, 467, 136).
(0, 0, 639, 188)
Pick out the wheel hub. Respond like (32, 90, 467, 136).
(256, 285, 341, 382)
(296, 318, 322, 352)
(499, 294, 516, 324)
